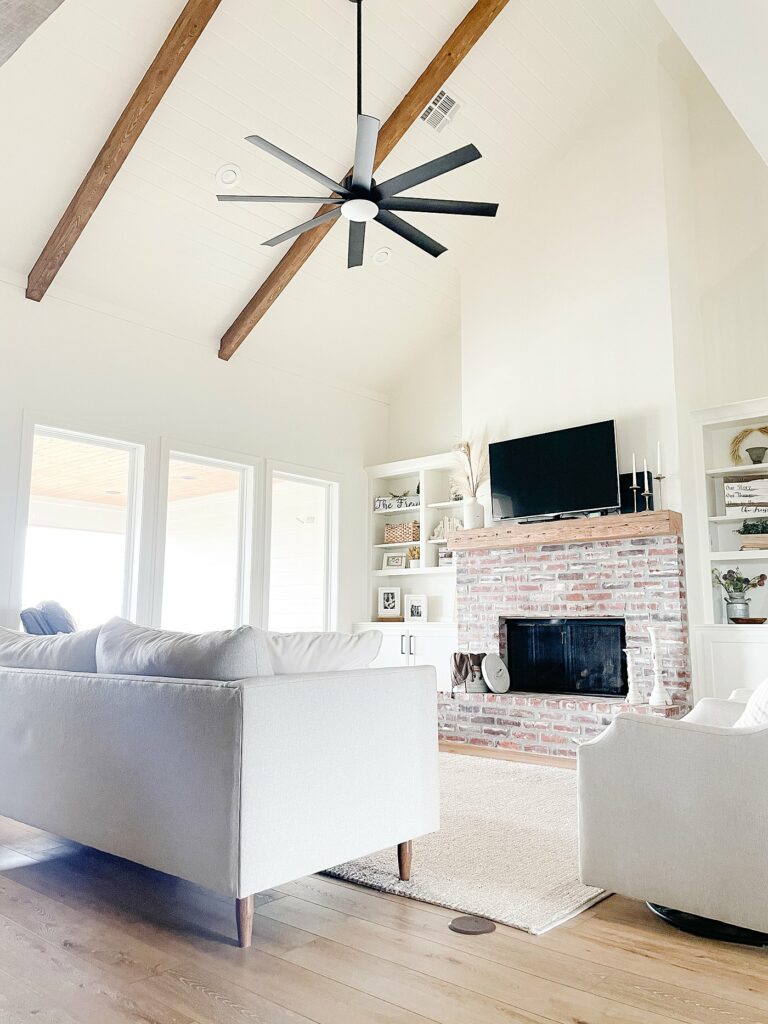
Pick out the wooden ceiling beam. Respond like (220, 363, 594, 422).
(26, 0, 222, 302)
(218, 0, 510, 361)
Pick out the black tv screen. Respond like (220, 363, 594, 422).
(490, 420, 620, 521)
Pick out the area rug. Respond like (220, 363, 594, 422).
(326, 753, 607, 934)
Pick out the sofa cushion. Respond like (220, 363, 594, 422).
(734, 678, 768, 728)
(266, 630, 382, 674)
(96, 618, 272, 681)
(0, 625, 99, 673)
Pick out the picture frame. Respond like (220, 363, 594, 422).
(405, 594, 427, 623)
(377, 587, 401, 619)
(382, 552, 407, 570)
(438, 548, 454, 568)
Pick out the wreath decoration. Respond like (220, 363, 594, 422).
(729, 426, 768, 465)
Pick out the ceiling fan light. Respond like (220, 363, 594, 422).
(341, 198, 378, 222)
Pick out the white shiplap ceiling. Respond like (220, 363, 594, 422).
(0, 0, 672, 397)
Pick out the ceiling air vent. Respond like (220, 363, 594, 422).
(420, 89, 460, 133)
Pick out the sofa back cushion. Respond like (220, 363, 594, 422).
(734, 678, 768, 728)
(0, 625, 99, 673)
(266, 630, 382, 674)
(96, 618, 272, 681)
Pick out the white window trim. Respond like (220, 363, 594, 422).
(11, 415, 152, 624)
(151, 439, 265, 630)
(263, 460, 341, 633)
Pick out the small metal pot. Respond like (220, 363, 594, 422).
(726, 598, 751, 622)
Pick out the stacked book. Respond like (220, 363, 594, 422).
(724, 477, 768, 518)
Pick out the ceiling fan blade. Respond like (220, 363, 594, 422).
(375, 210, 447, 258)
(380, 197, 498, 217)
(348, 221, 366, 268)
(351, 114, 380, 191)
(262, 208, 342, 247)
(376, 144, 482, 199)
(218, 195, 344, 204)
(246, 135, 350, 197)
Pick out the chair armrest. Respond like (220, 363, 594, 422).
(729, 688, 755, 703)
(682, 697, 747, 727)
(237, 666, 440, 896)
(578, 712, 768, 924)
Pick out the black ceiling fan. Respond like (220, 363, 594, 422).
(217, 0, 499, 268)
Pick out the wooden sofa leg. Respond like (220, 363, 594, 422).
(236, 895, 254, 948)
(398, 840, 412, 881)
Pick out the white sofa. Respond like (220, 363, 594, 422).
(0, 661, 440, 946)
(578, 691, 768, 934)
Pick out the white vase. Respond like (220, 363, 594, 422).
(463, 497, 484, 530)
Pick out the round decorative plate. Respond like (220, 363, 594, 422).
(482, 653, 510, 694)
(730, 617, 767, 625)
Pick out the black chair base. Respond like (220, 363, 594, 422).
(647, 903, 768, 947)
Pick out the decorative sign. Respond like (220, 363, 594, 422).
(373, 495, 420, 512)
(725, 478, 768, 517)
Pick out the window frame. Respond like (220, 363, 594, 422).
(152, 439, 264, 630)
(263, 460, 341, 633)
(13, 419, 148, 624)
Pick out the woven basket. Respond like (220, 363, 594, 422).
(384, 520, 420, 544)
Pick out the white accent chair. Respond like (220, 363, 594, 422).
(0, 664, 440, 946)
(578, 691, 768, 934)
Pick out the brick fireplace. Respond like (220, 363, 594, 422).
(439, 513, 691, 759)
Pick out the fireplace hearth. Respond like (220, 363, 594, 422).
(502, 617, 628, 697)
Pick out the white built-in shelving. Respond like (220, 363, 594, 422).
(696, 404, 768, 623)
(361, 452, 460, 624)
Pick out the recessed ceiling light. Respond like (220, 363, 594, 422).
(181, 474, 197, 481)
(373, 247, 392, 265)
(105, 489, 121, 495)
(216, 164, 241, 189)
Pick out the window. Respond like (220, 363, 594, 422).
(268, 471, 336, 632)
(161, 453, 251, 632)
(21, 427, 142, 628)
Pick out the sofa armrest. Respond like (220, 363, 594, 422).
(237, 665, 439, 896)
(0, 667, 244, 894)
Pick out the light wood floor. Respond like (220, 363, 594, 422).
(0, 815, 765, 1024)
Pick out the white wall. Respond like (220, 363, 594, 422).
(460, 73, 681, 516)
(387, 320, 462, 463)
(0, 278, 389, 629)
(654, 0, 768, 169)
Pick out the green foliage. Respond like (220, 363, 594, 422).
(738, 519, 768, 535)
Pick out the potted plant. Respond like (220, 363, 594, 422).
(712, 567, 767, 621)
(736, 519, 768, 550)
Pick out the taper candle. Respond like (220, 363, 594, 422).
(632, 452, 637, 486)
(657, 441, 662, 477)
(643, 458, 649, 492)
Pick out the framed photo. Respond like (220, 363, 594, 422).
(377, 587, 401, 619)
(405, 594, 427, 623)
(438, 548, 454, 567)
(382, 552, 407, 570)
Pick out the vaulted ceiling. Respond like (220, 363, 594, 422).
(0, 0, 672, 397)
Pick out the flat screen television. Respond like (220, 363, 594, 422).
(490, 420, 620, 521)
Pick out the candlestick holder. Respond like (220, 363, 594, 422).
(630, 483, 640, 514)
(641, 486, 652, 512)
(654, 473, 666, 511)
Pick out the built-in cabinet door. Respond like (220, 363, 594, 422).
(369, 631, 409, 669)
(409, 630, 456, 691)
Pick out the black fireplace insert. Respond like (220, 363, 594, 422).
(503, 617, 627, 697)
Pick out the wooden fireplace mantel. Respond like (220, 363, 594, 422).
(447, 510, 683, 552)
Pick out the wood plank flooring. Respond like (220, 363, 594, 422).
(0, 813, 765, 1023)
